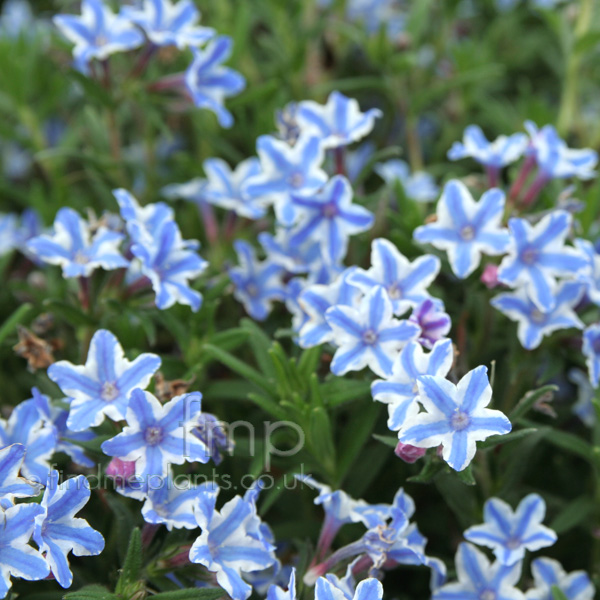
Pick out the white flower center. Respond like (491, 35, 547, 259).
(101, 381, 119, 402)
(479, 590, 496, 600)
(506, 536, 521, 550)
(144, 426, 164, 446)
(450, 410, 470, 431)
(521, 248, 539, 265)
(530, 309, 546, 323)
(288, 172, 304, 188)
(74, 250, 89, 264)
(246, 283, 259, 297)
(362, 329, 378, 345)
(460, 225, 476, 241)
(322, 202, 338, 218)
(388, 283, 403, 300)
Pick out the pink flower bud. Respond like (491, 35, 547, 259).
(481, 264, 500, 289)
(106, 458, 136, 483)
(394, 442, 426, 463)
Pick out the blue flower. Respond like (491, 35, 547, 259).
(268, 568, 296, 600)
(582, 324, 600, 388)
(325, 286, 421, 377)
(296, 91, 382, 149)
(114, 188, 174, 241)
(101, 390, 211, 486)
(490, 282, 585, 350)
(434, 543, 525, 600)
(185, 36, 246, 128)
(259, 228, 323, 275)
(275, 102, 301, 145)
(346, 0, 406, 40)
(0, 209, 42, 257)
(400, 366, 512, 471)
(348, 238, 441, 315)
(525, 121, 598, 181)
(0, 444, 40, 509)
(189, 487, 277, 600)
(315, 577, 383, 600)
(243, 134, 328, 227)
(497, 211, 587, 312)
(26, 207, 128, 278)
(228, 240, 286, 321)
(48, 329, 161, 432)
(448, 125, 528, 169)
(289, 175, 374, 265)
(53, 0, 144, 73)
(0, 503, 49, 598)
(163, 158, 266, 219)
(128, 218, 208, 311)
(122, 0, 214, 48)
(297, 268, 362, 348)
(375, 159, 439, 203)
(574, 238, 600, 306)
(142, 478, 216, 530)
(569, 368, 596, 428)
(346, 142, 375, 183)
(414, 180, 510, 278)
(33, 470, 105, 588)
(408, 299, 452, 349)
(372, 339, 454, 432)
(30, 387, 96, 468)
(464, 494, 557, 566)
(0, 400, 57, 485)
(193, 413, 233, 465)
(526, 558, 595, 600)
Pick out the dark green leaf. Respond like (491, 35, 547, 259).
(115, 527, 142, 595)
(62, 584, 117, 600)
(151, 588, 225, 600)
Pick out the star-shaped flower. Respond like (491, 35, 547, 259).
(582, 324, 600, 388)
(408, 299, 452, 349)
(525, 558, 595, 600)
(525, 121, 598, 181)
(48, 329, 161, 432)
(315, 577, 383, 600)
(122, 0, 215, 48)
(434, 543, 525, 600)
(26, 207, 128, 278)
(128, 218, 208, 311)
(413, 180, 510, 279)
(185, 36, 246, 128)
(400, 366, 511, 471)
(33, 470, 105, 588)
(101, 390, 211, 486)
(374, 159, 439, 203)
(0, 503, 49, 598)
(164, 158, 265, 219)
(490, 281, 584, 350)
(142, 478, 216, 530)
(114, 188, 173, 241)
(228, 240, 286, 321)
(268, 568, 297, 600)
(372, 339, 454, 432)
(324, 286, 421, 377)
(448, 125, 528, 169)
(296, 91, 382, 149)
(289, 175, 374, 265)
(53, 0, 144, 73)
(497, 210, 587, 312)
(348, 238, 440, 315)
(31, 387, 96, 468)
(297, 268, 362, 348)
(464, 494, 557, 566)
(574, 238, 600, 306)
(0, 444, 40, 509)
(189, 487, 277, 600)
(259, 228, 323, 275)
(242, 134, 328, 227)
(0, 400, 57, 485)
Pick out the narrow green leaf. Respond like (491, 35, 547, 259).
(551, 585, 569, 600)
(297, 346, 323, 380)
(44, 299, 96, 327)
(209, 327, 249, 353)
(408, 456, 446, 484)
(372, 434, 398, 448)
(321, 379, 371, 407)
(247, 393, 288, 421)
(550, 496, 594, 534)
(203, 344, 274, 397)
(151, 589, 225, 600)
(456, 465, 476, 486)
(509, 385, 558, 422)
(115, 528, 142, 595)
(479, 428, 538, 450)
(63, 584, 117, 600)
(0, 303, 32, 345)
(241, 318, 278, 380)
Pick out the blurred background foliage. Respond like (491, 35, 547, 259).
(1, 0, 600, 598)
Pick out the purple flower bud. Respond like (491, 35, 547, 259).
(394, 442, 427, 463)
(481, 264, 500, 289)
(106, 458, 136, 483)
(409, 299, 451, 350)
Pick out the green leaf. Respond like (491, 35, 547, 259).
(209, 327, 249, 353)
(408, 456, 446, 484)
(241, 318, 278, 380)
(203, 343, 274, 397)
(151, 589, 225, 600)
(372, 434, 398, 448)
(115, 527, 142, 596)
(551, 585, 569, 600)
(456, 464, 476, 486)
(479, 428, 538, 450)
(44, 299, 97, 327)
(550, 496, 595, 534)
(509, 385, 558, 422)
(0, 303, 32, 345)
(62, 585, 117, 600)
(322, 379, 371, 407)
